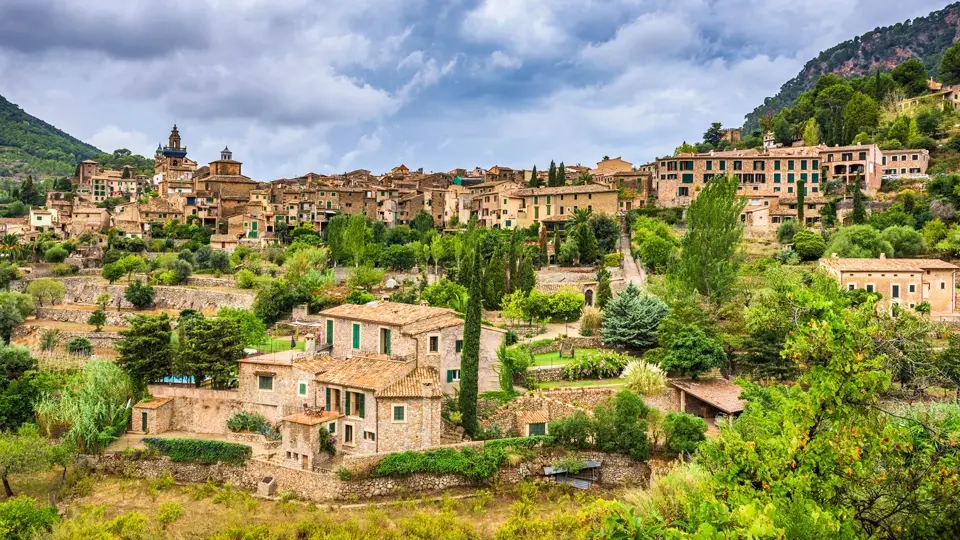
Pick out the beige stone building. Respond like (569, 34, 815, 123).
(590, 157, 633, 176)
(507, 184, 619, 230)
(820, 254, 959, 315)
(881, 149, 930, 177)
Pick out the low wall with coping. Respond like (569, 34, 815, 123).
(145, 384, 277, 435)
(36, 307, 131, 327)
(529, 337, 601, 356)
(525, 366, 566, 382)
(32, 277, 256, 311)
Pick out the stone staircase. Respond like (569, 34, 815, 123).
(440, 418, 464, 445)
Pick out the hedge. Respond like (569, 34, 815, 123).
(373, 436, 553, 481)
(143, 437, 252, 465)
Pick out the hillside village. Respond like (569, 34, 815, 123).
(4, 8, 960, 540)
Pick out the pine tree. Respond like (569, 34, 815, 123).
(548, 161, 557, 187)
(459, 253, 483, 437)
(176, 317, 245, 390)
(557, 162, 566, 186)
(528, 165, 540, 188)
(796, 179, 806, 225)
(519, 255, 536, 294)
(116, 314, 173, 392)
(851, 174, 867, 224)
(596, 267, 612, 309)
(599, 282, 668, 349)
(484, 248, 505, 309)
(18, 176, 40, 206)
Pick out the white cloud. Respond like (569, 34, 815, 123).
(462, 0, 569, 57)
(580, 12, 696, 67)
(488, 50, 522, 70)
(89, 125, 153, 155)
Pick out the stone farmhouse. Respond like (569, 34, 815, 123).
(133, 302, 505, 470)
(819, 254, 959, 316)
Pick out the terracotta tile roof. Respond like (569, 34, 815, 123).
(516, 411, 549, 425)
(240, 349, 306, 366)
(293, 356, 335, 374)
(670, 378, 745, 415)
(315, 357, 415, 391)
(777, 196, 829, 205)
(376, 367, 443, 398)
(400, 313, 463, 335)
(509, 183, 616, 197)
(820, 257, 960, 272)
(134, 397, 173, 410)
(283, 411, 341, 425)
(320, 301, 458, 329)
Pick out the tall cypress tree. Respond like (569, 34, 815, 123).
(538, 226, 548, 265)
(484, 248, 505, 309)
(548, 160, 557, 187)
(507, 228, 521, 292)
(596, 267, 612, 309)
(519, 255, 536, 294)
(557, 162, 566, 186)
(851, 173, 867, 224)
(576, 223, 599, 264)
(553, 228, 561, 263)
(528, 165, 540, 188)
(796, 179, 806, 225)
(459, 253, 483, 437)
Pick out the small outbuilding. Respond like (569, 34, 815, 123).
(670, 378, 745, 420)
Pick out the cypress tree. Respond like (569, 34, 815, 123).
(484, 248, 506, 309)
(796, 179, 806, 225)
(507, 228, 521, 292)
(553, 228, 561, 263)
(519, 255, 536, 294)
(576, 223, 599, 264)
(557, 162, 566, 186)
(596, 267, 612, 309)
(538, 226, 548, 266)
(528, 165, 540, 188)
(459, 253, 483, 437)
(548, 160, 557, 187)
(851, 173, 867, 224)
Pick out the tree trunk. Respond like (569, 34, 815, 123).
(2, 472, 14, 497)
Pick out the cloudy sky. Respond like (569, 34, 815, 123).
(0, 0, 951, 179)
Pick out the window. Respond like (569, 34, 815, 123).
(455, 339, 463, 353)
(345, 391, 365, 418)
(812, 160, 819, 169)
(681, 173, 694, 183)
(801, 160, 807, 170)
(719, 161, 726, 171)
(866, 284, 875, 293)
(942, 282, 946, 290)
(326, 320, 333, 345)
(447, 369, 461, 382)
(812, 173, 819, 183)
(733, 160, 743, 171)
(892, 284, 900, 298)
(773, 173, 781, 183)
(429, 335, 439, 353)
(379, 328, 391, 355)
(392, 405, 406, 423)
(859, 151, 867, 160)
(678, 187, 690, 196)
(363, 431, 376, 441)
(848, 283, 856, 291)
(892, 155, 898, 162)
(774, 160, 781, 171)
(912, 154, 919, 160)
(787, 173, 795, 183)
(328, 422, 336, 434)
(706, 160, 712, 171)
(788, 160, 795, 170)
(909, 284, 916, 293)
(344, 424, 354, 444)
(528, 423, 547, 436)
(258, 375, 274, 391)
(298, 381, 308, 397)
(352, 323, 360, 349)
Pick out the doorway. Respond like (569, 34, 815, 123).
(141, 412, 148, 433)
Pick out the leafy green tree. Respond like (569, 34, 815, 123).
(842, 92, 880, 143)
(881, 225, 925, 257)
(324, 214, 349, 263)
(892, 57, 929, 97)
(216, 308, 267, 348)
(410, 211, 434, 237)
(596, 267, 612, 309)
(599, 283, 668, 349)
(421, 278, 468, 309)
(176, 317, 244, 390)
(655, 324, 726, 379)
(342, 214, 371, 267)
(26, 278, 65, 307)
(772, 115, 793, 145)
(777, 220, 798, 243)
(0, 424, 54, 497)
(377, 245, 416, 271)
(824, 225, 893, 258)
(703, 122, 724, 146)
(116, 314, 173, 390)
(663, 412, 707, 456)
(16, 177, 41, 207)
(124, 281, 155, 310)
(589, 213, 620, 255)
(87, 308, 106, 332)
(0, 293, 33, 344)
(671, 174, 744, 305)
(815, 83, 854, 145)
(347, 265, 384, 289)
(459, 254, 482, 437)
(43, 246, 68, 263)
(253, 279, 299, 324)
(792, 229, 826, 260)
(941, 41, 960, 86)
(802, 117, 820, 145)
(284, 246, 328, 285)
(101, 262, 124, 284)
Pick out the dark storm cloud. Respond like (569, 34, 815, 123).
(0, 0, 209, 59)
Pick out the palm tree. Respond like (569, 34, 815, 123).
(0, 234, 22, 262)
(567, 208, 592, 230)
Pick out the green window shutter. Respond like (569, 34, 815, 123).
(358, 394, 365, 418)
(352, 324, 360, 349)
(774, 161, 780, 171)
(384, 329, 391, 355)
(447, 370, 454, 383)
(681, 173, 694, 183)
(705, 161, 712, 171)
(325, 388, 331, 410)
(719, 161, 726, 171)
(299, 382, 307, 395)
(456, 340, 463, 353)
(812, 173, 819, 183)
(534, 207, 539, 219)
(812, 160, 819, 168)
(346, 392, 351, 415)
(773, 173, 781, 183)
(328, 422, 336, 434)
(529, 423, 546, 436)
(326, 320, 333, 345)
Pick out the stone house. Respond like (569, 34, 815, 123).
(507, 184, 619, 229)
(590, 157, 633, 176)
(819, 254, 959, 316)
(881, 149, 930, 177)
(670, 379, 745, 421)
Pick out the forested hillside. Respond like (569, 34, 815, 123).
(743, 2, 960, 133)
(0, 94, 102, 179)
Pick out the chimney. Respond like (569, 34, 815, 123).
(831, 253, 839, 258)
(880, 252, 887, 260)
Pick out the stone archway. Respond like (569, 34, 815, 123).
(584, 289, 594, 307)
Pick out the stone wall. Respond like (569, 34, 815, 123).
(529, 336, 601, 356)
(525, 366, 565, 383)
(185, 276, 237, 288)
(36, 307, 132, 327)
(480, 394, 587, 436)
(146, 384, 278, 435)
(536, 387, 619, 410)
(85, 446, 649, 502)
(14, 324, 122, 348)
(52, 277, 254, 310)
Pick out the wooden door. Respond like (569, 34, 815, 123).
(301, 455, 309, 470)
(141, 412, 148, 432)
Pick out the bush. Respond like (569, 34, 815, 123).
(124, 281, 155, 310)
(0, 496, 59, 540)
(549, 390, 652, 460)
(421, 279, 468, 309)
(663, 412, 707, 456)
(226, 411, 269, 432)
(579, 307, 602, 336)
(792, 230, 826, 260)
(345, 289, 376, 305)
(156, 501, 184, 530)
(773, 248, 800, 265)
(620, 360, 667, 396)
(347, 266, 384, 289)
(235, 269, 256, 289)
(50, 263, 79, 276)
(374, 437, 550, 481)
(563, 350, 631, 380)
(548, 411, 593, 449)
(776, 221, 798, 243)
(654, 325, 726, 379)
(603, 252, 623, 267)
(143, 437, 252, 465)
(378, 244, 417, 271)
(66, 337, 92, 355)
(44, 245, 69, 263)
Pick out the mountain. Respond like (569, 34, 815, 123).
(0, 93, 103, 180)
(742, 2, 960, 133)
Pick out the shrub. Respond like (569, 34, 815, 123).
(66, 337, 92, 355)
(335, 467, 352, 481)
(156, 501, 184, 530)
(776, 221, 798, 244)
(773, 248, 800, 265)
(549, 411, 593, 449)
(345, 289, 375, 305)
(226, 411, 269, 432)
(235, 269, 256, 289)
(50, 263, 79, 276)
(663, 412, 708, 456)
(563, 350, 631, 380)
(421, 279, 468, 309)
(374, 437, 549, 481)
(654, 324, 726, 379)
(124, 281, 155, 310)
(549, 390, 652, 460)
(143, 437, 252, 465)
(620, 360, 667, 396)
(44, 245, 69, 263)
(0, 496, 59, 540)
(603, 252, 623, 267)
(579, 307, 602, 335)
(347, 266, 384, 289)
(792, 230, 826, 260)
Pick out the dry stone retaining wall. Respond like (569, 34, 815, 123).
(48, 277, 254, 310)
(36, 307, 131, 327)
(529, 337, 601, 355)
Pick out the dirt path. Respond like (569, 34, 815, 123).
(621, 231, 646, 287)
